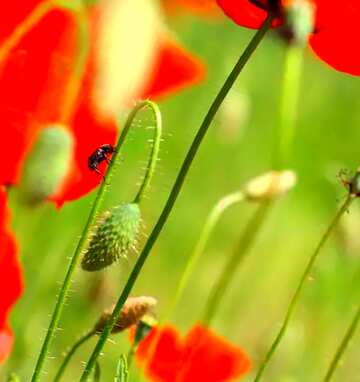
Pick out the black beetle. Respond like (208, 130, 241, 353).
(88, 144, 115, 176)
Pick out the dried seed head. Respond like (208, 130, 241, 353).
(82, 203, 141, 271)
(244, 170, 297, 201)
(94, 296, 157, 334)
(20, 125, 73, 204)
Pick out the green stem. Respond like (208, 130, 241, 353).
(31, 100, 160, 382)
(133, 111, 162, 204)
(93, 362, 101, 382)
(79, 15, 273, 381)
(323, 303, 360, 382)
(166, 191, 245, 321)
(274, 44, 303, 169)
(53, 330, 96, 382)
(201, 201, 271, 326)
(253, 194, 354, 382)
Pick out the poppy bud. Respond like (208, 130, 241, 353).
(20, 125, 73, 204)
(82, 203, 141, 271)
(244, 170, 297, 201)
(94, 296, 157, 334)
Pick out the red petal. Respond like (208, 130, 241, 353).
(0, 326, 13, 363)
(216, 0, 269, 29)
(49, 58, 117, 206)
(0, 187, 23, 363)
(309, 1, 360, 76)
(135, 324, 250, 382)
(141, 36, 206, 100)
(146, 327, 185, 382)
(0, 5, 78, 185)
(0, 1, 42, 45)
(181, 324, 251, 381)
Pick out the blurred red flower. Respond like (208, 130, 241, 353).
(0, 187, 23, 363)
(162, 0, 221, 17)
(135, 324, 251, 382)
(0, 1, 205, 205)
(216, 0, 360, 76)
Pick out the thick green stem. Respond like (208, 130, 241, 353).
(253, 194, 354, 382)
(79, 15, 273, 381)
(31, 100, 160, 382)
(323, 303, 360, 382)
(202, 202, 271, 326)
(274, 44, 303, 169)
(165, 191, 245, 321)
(53, 330, 96, 382)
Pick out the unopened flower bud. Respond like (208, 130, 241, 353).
(94, 296, 157, 334)
(82, 203, 141, 271)
(20, 125, 73, 204)
(244, 170, 297, 201)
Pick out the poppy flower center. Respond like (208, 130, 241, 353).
(250, 0, 281, 12)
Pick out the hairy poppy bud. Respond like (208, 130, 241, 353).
(244, 170, 297, 201)
(94, 296, 157, 334)
(20, 125, 73, 204)
(82, 203, 141, 271)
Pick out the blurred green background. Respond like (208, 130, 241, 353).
(3, 9, 360, 382)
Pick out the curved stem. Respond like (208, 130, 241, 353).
(273, 44, 303, 169)
(31, 100, 159, 382)
(0, 1, 54, 64)
(201, 201, 271, 326)
(59, 7, 90, 124)
(323, 303, 360, 382)
(80, 15, 273, 381)
(253, 194, 354, 382)
(166, 191, 245, 321)
(133, 108, 162, 204)
(53, 330, 96, 382)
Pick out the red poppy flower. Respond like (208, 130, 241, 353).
(0, 187, 23, 363)
(0, 1, 206, 205)
(135, 324, 251, 381)
(216, 0, 360, 76)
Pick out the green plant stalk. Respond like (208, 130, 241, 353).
(133, 113, 162, 204)
(274, 44, 304, 169)
(80, 15, 273, 381)
(93, 362, 101, 382)
(323, 303, 360, 382)
(31, 100, 160, 382)
(202, 201, 271, 326)
(253, 194, 354, 382)
(166, 191, 245, 321)
(115, 355, 129, 382)
(53, 330, 96, 382)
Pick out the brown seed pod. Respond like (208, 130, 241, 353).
(94, 296, 157, 334)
